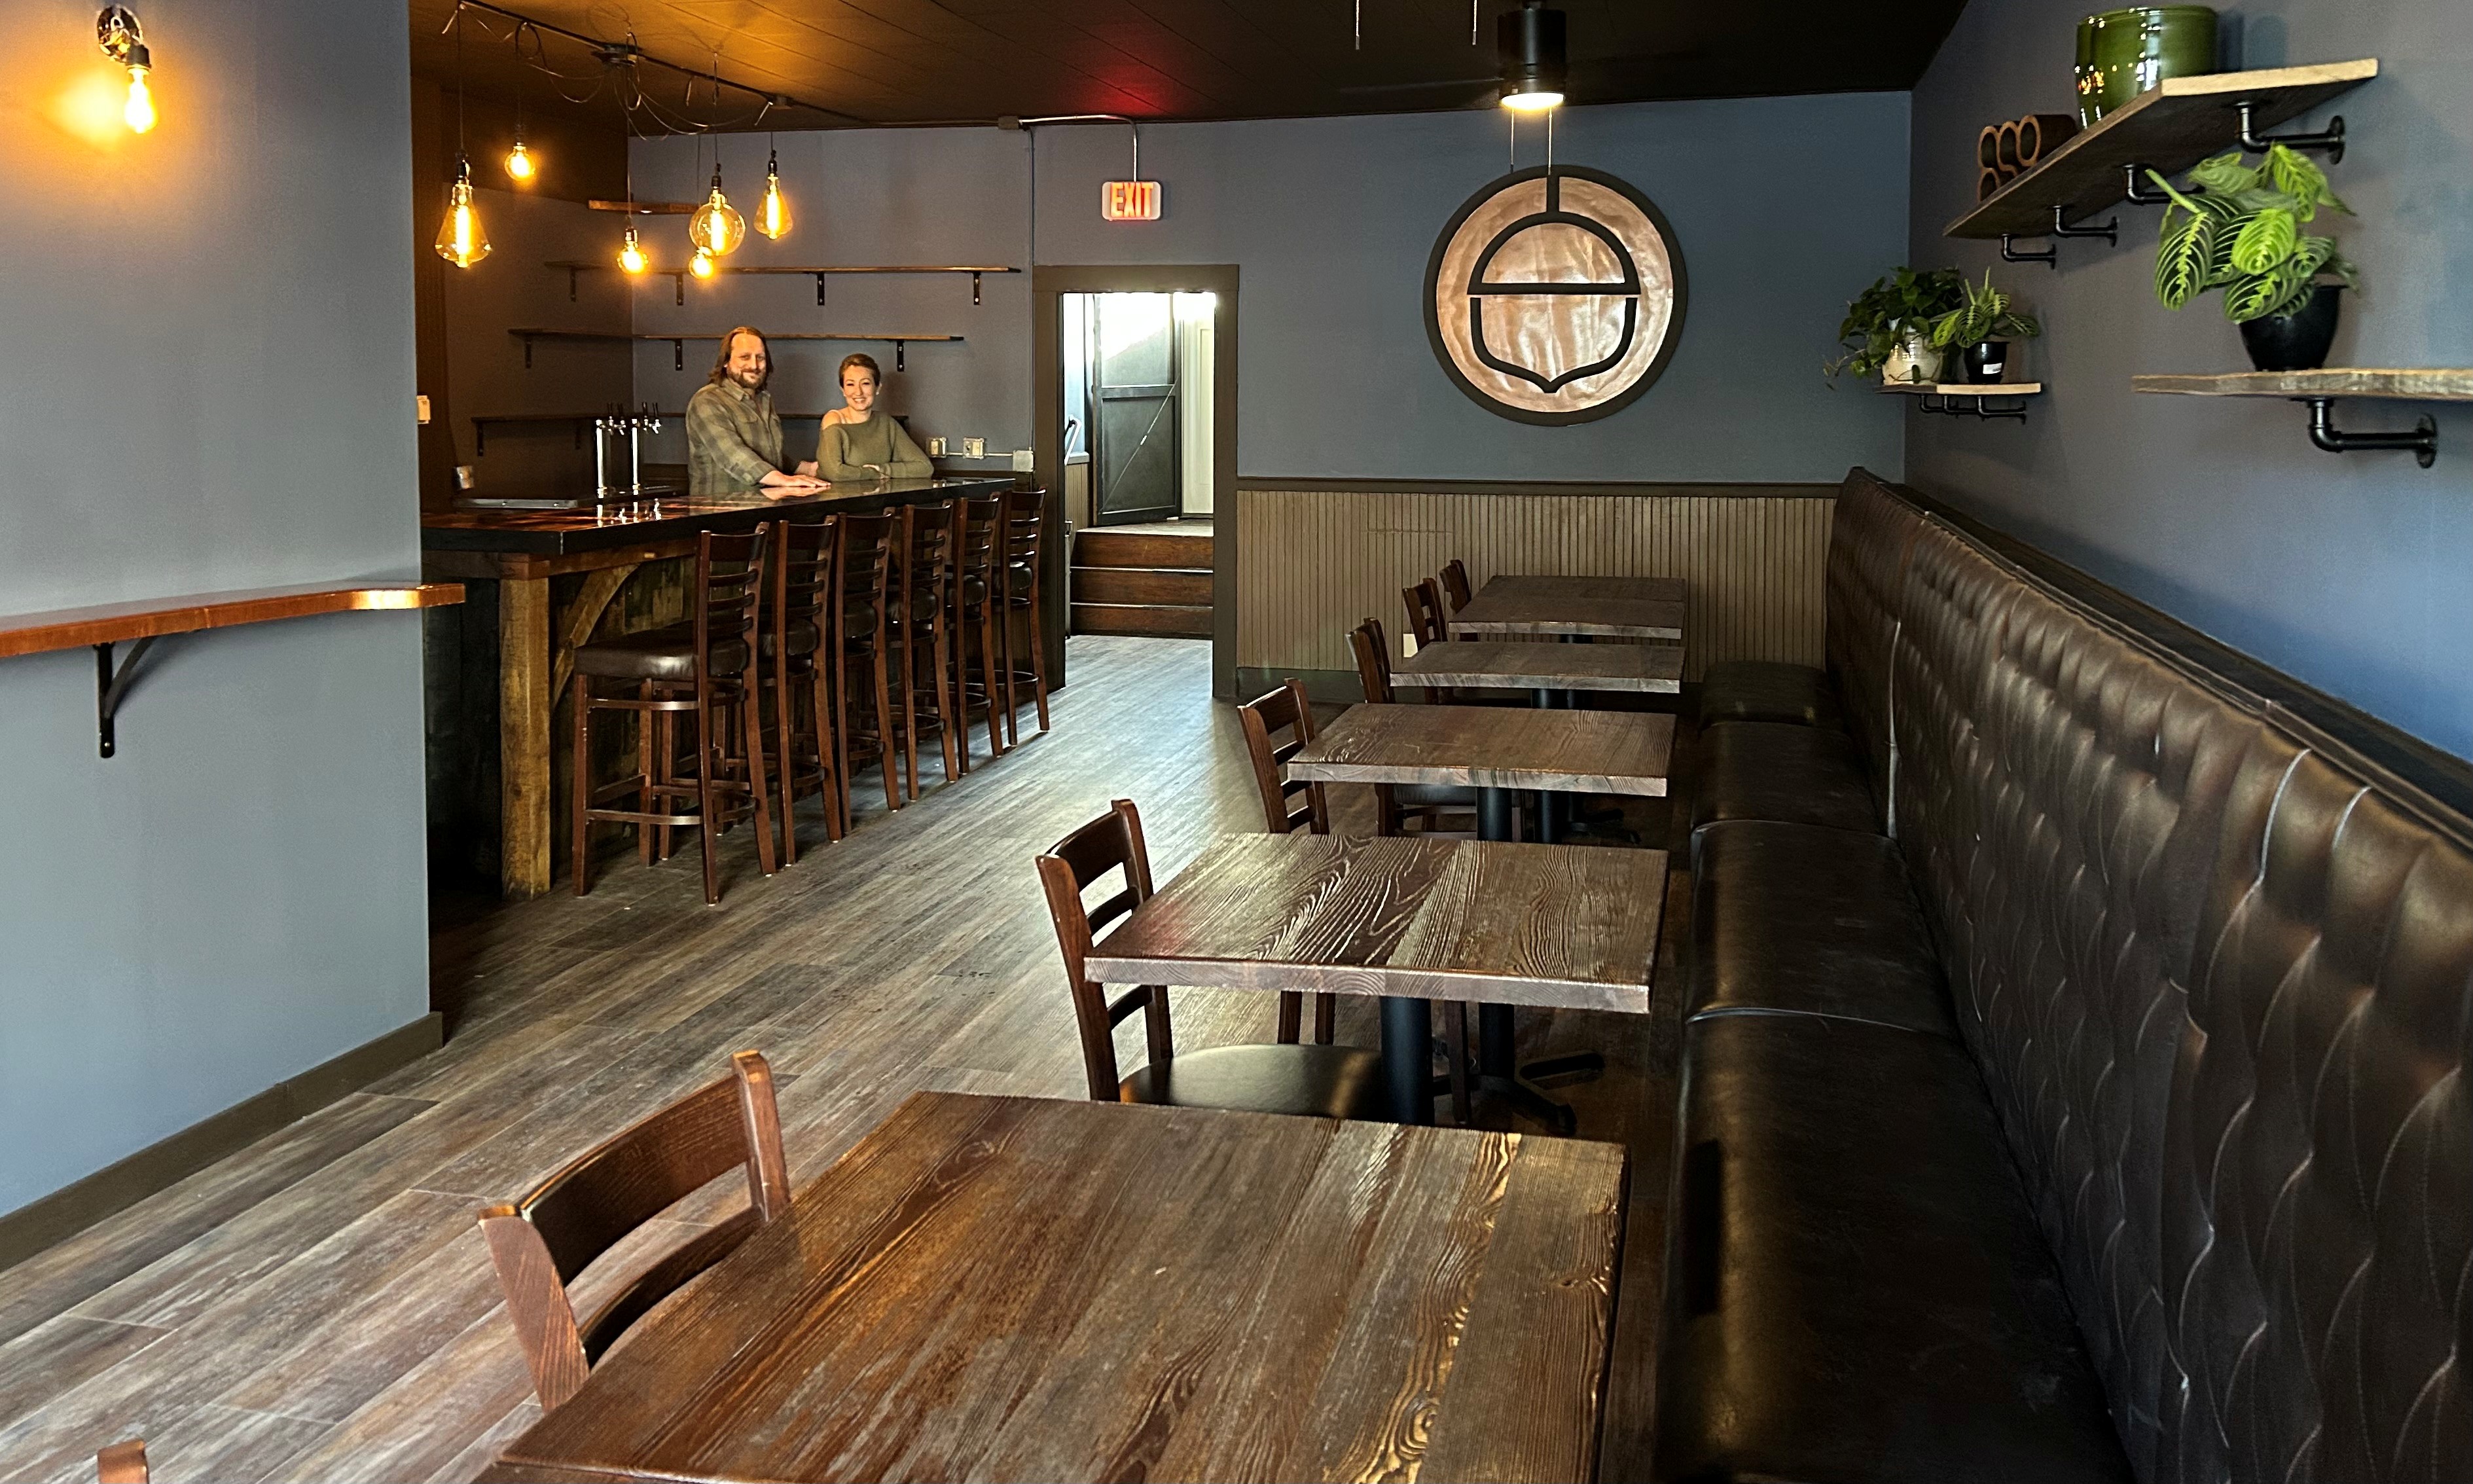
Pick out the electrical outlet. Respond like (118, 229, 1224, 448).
(1012, 448, 1034, 471)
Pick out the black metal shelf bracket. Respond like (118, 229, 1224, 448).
(522, 334, 533, 370)
(815, 272, 828, 306)
(2003, 204, 2120, 268)
(2122, 163, 2174, 205)
(95, 636, 157, 759)
(2001, 235, 2057, 267)
(971, 270, 983, 306)
(894, 340, 908, 372)
(2238, 100, 2345, 162)
(2302, 396, 2437, 467)
(671, 337, 686, 371)
(1916, 393, 2031, 422)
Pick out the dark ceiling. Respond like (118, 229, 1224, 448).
(408, 1, 1968, 133)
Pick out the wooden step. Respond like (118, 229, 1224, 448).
(1072, 566, 1212, 607)
(1073, 602, 1213, 639)
(1075, 529, 1214, 570)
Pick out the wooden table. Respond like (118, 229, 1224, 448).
(422, 475, 1019, 897)
(483, 1091, 1629, 1484)
(1448, 574, 1687, 642)
(1087, 831, 1667, 1124)
(1395, 639, 1682, 702)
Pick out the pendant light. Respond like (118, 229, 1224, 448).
(688, 162, 747, 257)
(503, 22, 537, 181)
(689, 245, 717, 279)
(757, 144, 793, 240)
(435, 156, 492, 266)
(619, 225, 648, 274)
(96, 7, 155, 133)
(1498, 0, 1566, 113)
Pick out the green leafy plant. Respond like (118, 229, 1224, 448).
(1928, 272, 2043, 349)
(2148, 143, 2358, 322)
(1825, 266, 1967, 383)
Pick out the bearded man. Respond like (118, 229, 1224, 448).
(684, 326, 829, 497)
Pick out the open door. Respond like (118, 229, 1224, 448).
(1089, 293, 1179, 526)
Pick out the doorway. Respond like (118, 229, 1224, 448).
(1062, 291, 1218, 528)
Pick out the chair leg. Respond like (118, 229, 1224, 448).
(1000, 602, 1020, 748)
(1443, 1002, 1471, 1125)
(869, 641, 901, 813)
(1029, 601, 1051, 732)
(570, 674, 593, 897)
(895, 626, 922, 802)
(930, 616, 961, 784)
(655, 702, 676, 863)
(774, 651, 800, 867)
(808, 664, 844, 842)
(740, 680, 778, 877)
(695, 689, 721, 905)
(978, 606, 1007, 758)
(636, 681, 657, 867)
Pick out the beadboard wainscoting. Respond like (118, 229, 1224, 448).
(1235, 480, 1836, 687)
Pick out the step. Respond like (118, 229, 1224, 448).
(1072, 566, 1213, 607)
(1072, 602, 1213, 639)
(1075, 529, 1215, 569)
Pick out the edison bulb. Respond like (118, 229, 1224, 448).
(618, 226, 647, 274)
(1499, 88, 1562, 112)
(689, 247, 716, 280)
(123, 64, 155, 132)
(433, 162, 490, 268)
(505, 139, 535, 181)
(687, 172, 746, 257)
(757, 153, 792, 240)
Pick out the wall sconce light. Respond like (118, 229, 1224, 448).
(96, 7, 156, 134)
(1498, 0, 1566, 113)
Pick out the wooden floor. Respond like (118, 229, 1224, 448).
(0, 635, 1688, 1484)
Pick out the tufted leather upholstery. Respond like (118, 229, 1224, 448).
(1690, 721, 1879, 837)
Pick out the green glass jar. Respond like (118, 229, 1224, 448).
(2075, 7, 2218, 126)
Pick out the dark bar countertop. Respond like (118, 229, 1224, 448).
(421, 475, 1019, 557)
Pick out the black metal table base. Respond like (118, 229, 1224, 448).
(1379, 994, 1434, 1125)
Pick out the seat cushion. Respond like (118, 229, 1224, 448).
(573, 624, 748, 682)
(1121, 1043, 1388, 1120)
(1654, 1013, 2133, 1484)
(1691, 720, 1878, 835)
(755, 619, 820, 660)
(1697, 659, 1842, 731)
(1689, 820, 1957, 1038)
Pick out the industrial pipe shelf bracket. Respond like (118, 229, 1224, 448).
(2238, 100, 2345, 161)
(2121, 163, 2175, 205)
(1917, 393, 2031, 422)
(94, 636, 156, 759)
(2002, 204, 2120, 268)
(2301, 397, 2436, 467)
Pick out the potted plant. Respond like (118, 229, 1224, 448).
(2146, 143, 2359, 371)
(1826, 267, 1968, 386)
(1928, 272, 2042, 383)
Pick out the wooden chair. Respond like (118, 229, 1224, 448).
(998, 489, 1053, 745)
(1037, 799, 1384, 1119)
(836, 513, 903, 816)
(571, 528, 778, 905)
(950, 497, 1011, 765)
(889, 501, 962, 798)
(1441, 558, 1474, 613)
(767, 513, 844, 862)
(96, 1440, 147, 1484)
(1401, 578, 1452, 651)
(479, 1050, 791, 1413)
(1235, 680, 1337, 1046)
(1346, 618, 1487, 840)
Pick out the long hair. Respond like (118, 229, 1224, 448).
(709, 326, 770, 390)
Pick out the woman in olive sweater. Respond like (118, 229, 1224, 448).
(815, 353, 933, 482)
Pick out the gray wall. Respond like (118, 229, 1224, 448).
(628, 91, 1912, 483)
(1909, 0, 2473, 757)
(0, 0, 431, 1215)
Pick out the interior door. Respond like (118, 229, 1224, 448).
(1089, 293, 1179, 526)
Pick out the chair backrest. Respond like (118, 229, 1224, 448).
(1402, 579, 1449, 649)
(1002, 489, 1045, 594)
(478, 1049, 791, 1411)
(772, 515, 839, 639)
(902, 501, 955, 614)
(1441, 558, 1473, 612)
(1236, 679, 1327, 835)
(954, 496, 1005, 594)
(1036, 799, 1170, 1101)
(836, 512, 897, 623)
(96, 1440, 147, 1484)
(695, 526, 770, 679)
(1350, 617, 1396, 704)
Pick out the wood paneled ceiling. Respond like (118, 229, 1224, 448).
(408, 0, 1968, 132)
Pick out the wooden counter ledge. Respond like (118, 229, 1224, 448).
(0, 581, 463, 661)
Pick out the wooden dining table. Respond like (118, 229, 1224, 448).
(1447, 573, 1687, 642)
(480, 1091, 1629, 1484)
(1395, 638, 1684, 704)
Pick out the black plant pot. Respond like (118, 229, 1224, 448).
(2239, 283, 2343, 372)
(1959, 340, 2013, 384)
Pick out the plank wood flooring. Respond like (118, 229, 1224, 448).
(0, 636, 1692, 1484)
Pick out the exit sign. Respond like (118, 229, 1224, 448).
(1101, 179, 1162, 221)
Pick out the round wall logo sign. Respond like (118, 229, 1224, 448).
(1424, 165, 1687, 425)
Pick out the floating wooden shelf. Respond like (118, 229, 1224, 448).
(1947, 60, 2378, 240)
(543, 261, 1019, 306)
(2133, 367, 2465, 467)
(509, 329, 964, 371)
(587, 200, 695, 215)
(1883, 382, 2045, 396)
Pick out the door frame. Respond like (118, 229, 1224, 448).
(1034, 265, 1238, 699)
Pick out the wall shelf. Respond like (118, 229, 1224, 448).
(587, 200, 695, 215)
(2133, 367, 2470, 467)
(543, 261, 1019, 306)
(1885, 381, 2044, 422)
(509, 329, 964, 371)
(1946, 59, 2378, 256)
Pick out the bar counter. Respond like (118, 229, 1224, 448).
(424, 474, 1025, 897)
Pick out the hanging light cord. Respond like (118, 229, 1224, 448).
(441, 0, 857, 131)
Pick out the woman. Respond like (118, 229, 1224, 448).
(815, 353, 933, 482)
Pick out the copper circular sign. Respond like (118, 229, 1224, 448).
(1424, 165, 1687, 425)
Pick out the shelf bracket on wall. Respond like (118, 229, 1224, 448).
(894, 339, 907, 372)
(971, 271, 983, 306)
(672, 273, 685, 308)
(671, 338, 686, 372)
(2303, 397, 2436, 467)
(522, 335, 533, 371)
(816, 272, 828, 306)
(94, 637, 157, 759)
(567, 266, 580, 302)
(2003, 205, 2119, 268)
(2238, 100, 2345, 162)
(2121, 163, 2174, 205)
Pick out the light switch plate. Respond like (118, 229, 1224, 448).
(1012, 448, 1034, 471)
(416, 394, 432, 425)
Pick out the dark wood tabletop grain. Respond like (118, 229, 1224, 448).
(482, 1091, 1628, 1484)
(1394, 640, 1684, 693)
(1083, 831, 1667, 1012)
(1448, 575, 1688, 640)
(1284, 703, 1674, 796)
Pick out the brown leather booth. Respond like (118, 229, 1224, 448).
(1658, 469, 2473, 1483)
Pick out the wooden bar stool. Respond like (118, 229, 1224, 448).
(950, 496, 1010, 765)
(888, 501, 962, 798)
(767, 513, 844, 863)
(835, 513, 901, 818)
(570, 528, 778, 905)
(998, 488, 1052, 746)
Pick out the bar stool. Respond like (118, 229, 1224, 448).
(570, 527, 777, 905)
(950, 496, 1010, 766)
(836, 513, 901, 818)
(998, 488, 1052, 746)
(767, 513, 844, 862)
(888, 501, 962, 798)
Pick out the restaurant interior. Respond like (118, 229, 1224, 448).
(5, 0, 2471, 1480)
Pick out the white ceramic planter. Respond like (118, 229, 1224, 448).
(1882, 334, 1944, 386)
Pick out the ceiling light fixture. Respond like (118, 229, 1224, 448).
(689, 162, 746, 256)
(619, 224, 648, 274)
(435, 8, 490, 267)
(96, 7, 155, 134)
(1498, 0, 1566, 113)
(689, 245, 716, 279)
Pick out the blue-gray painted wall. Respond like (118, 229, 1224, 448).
(1909, 0, 2473, 757)
(628, 91, 1913, 484)
(0, 0, 431, 1216)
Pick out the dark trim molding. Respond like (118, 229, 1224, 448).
(0, 1011, 444, 1271)
(1235, 477, 1838, 499)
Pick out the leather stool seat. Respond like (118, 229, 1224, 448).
(840, 604, 878, 642)
(573, 624, 747, 683)
(1697, 659, 1841, 730)
(1691, 721, 1878, 835)
(1688, 820, 1955, 1037)
(1119, 1042, 1388, 1120)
